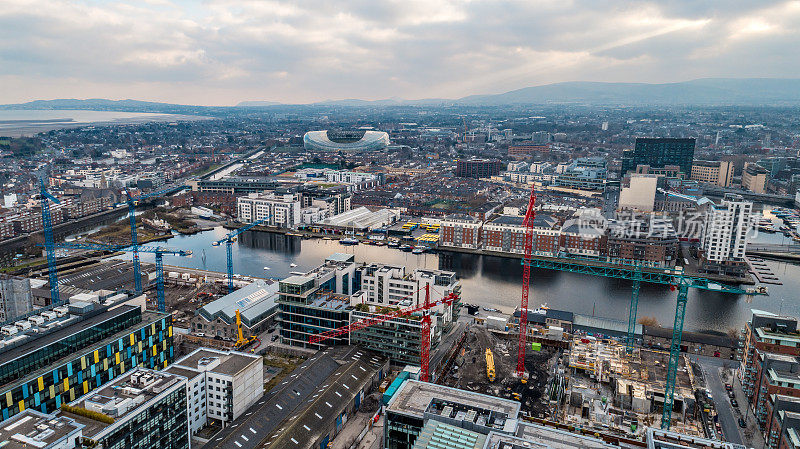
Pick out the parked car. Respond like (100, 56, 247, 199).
(728, 390, 736, 399)
(725, 383, 733, 391)
(730, 398, 738, 408)
(738, 417, 747, 428)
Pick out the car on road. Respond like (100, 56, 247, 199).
(725, 383, 733, 391)
(728, 390, 736, 399)
(738, 417, 747, 428)
(267, 328, 275, 333)
(730, 398, 738, 408)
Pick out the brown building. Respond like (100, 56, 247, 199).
(690, 160, 734, 187)
(440, 214, 482, 249)
(455, 159, 501, 179)
(508, 143, 550, 158)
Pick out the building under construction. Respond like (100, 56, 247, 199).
(564, 336, 702, 437)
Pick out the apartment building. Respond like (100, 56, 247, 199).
(700, 194, 752, 273)
(237, 192, 302, 228)
(480, 214, 559, 255)
(741, 310, 800, 444)
(691, 160, 734, 187)
(440, 214, 482, 249)
(743, 162, 770, 194)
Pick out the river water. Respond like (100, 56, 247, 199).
(118, 226, 800, 333)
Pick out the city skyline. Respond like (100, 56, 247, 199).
(1, 0, 799, 105)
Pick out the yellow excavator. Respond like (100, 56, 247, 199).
(234, 309, 258, 350)
(486, 348, 496, 382)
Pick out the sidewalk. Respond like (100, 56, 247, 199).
(728, 368, 767, 448)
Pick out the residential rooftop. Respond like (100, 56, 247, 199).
(0, 410, 83, 449)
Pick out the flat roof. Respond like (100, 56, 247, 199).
(0, 410, 83, 449)
(199, 279, 278, 323)
(509, 422, 616, 449)
(386, 380, 520, 420)
(174, 348, 261, 377)
(1, 308, 167, 392)
(0, 305, 138, 368)
(66, 368, 184, 437)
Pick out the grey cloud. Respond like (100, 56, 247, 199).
(0, 0, 797, 104)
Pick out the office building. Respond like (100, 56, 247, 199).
(384, 380, 520, 449)
(193, 177, 279, 195)
(553, 157, 607, 190)
(690, 160, 734, 187)
(190, 279, 278, 339)
(166, 348, 263, 433)
(440, 214, 482, 249)
(0, 304, 173, 422)
(0, 276, 33, 323)
(63, 368, 188, 449)
(700, 194, 752, 273)
(621, 138, 696, 175)
(508, 143, 549, 158)
(277, 254, 359, 349)
(743, 162, 769, 194)
(351, 266, 460, 366)
(0, 409, 84, 449)
(456, 159, 501, 179)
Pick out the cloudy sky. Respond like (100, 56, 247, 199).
(1, 0, 798, 105)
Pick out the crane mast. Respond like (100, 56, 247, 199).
(516, 187, 536, 378)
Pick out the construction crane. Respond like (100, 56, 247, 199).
(515, 186, 537, 379)
(310, 285, 459, 382)
(234, 309, 258, 350)
(212, 217, 269, 293)
(117, 185, 186, 296)
(523, 254, 767, 429)
(52, 242, 191, 313)
(39, 178, 61, 305)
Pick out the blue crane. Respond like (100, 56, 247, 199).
(116, 185, 186, 295)
(52, 242, 191, 313)
(212, 218, 269, 293)
(524, 255, 767, 429)
(39, 178, 61, 305)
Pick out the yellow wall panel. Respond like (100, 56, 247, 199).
(5, 391, 11, 407)
(130, 333, 135, 345)
(115, 353, 120, 365)
(93, 351, 99, 364)
(63, 378, 69, 391)
(37, 377, 43, 391)
(49, 385, 54, 398)
(18, 400, 24, 412)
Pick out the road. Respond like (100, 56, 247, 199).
(695, 356, 742, 445)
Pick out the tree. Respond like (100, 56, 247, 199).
(638, 316, 659, 327)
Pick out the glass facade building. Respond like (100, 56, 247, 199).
(0, 305, 173, 422)
(622, 138, 696, 175)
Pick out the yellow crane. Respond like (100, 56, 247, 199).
(234, 309, 258, 350)
(486, 348, 496, 382)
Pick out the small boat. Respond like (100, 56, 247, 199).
(374, 241, 386, 246)
(290, 263, 298, 268)
(387, 240, 400, 248)
(411, 247, 424, 254)
(399, 244, 412, 252)
(340, 237, 359, 245)
(322, 237, 332, 240)
(263, 266, 270, 270)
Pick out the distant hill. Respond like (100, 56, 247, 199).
(4, 78, 800, 111)
(236, 100, 282, 107)
(455, 78, 800, 105)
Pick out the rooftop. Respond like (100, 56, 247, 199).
(387, 380, 521, 421)
(173, 348, 261, 377)
(65, 368, 185, 437)
(198, 279, 278, 325)
(0, 410, 83, 449)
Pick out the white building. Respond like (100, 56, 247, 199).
(0, 410, 84, 449)
(355, 265, 459, 321)
(701, 194, 753, 263)
(166, 348, 264, 433)
(237, 192, 302, 228)
(618, 175, 659, 212)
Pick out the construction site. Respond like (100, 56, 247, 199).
(440, 325, 564, 419)
(562, 336, 703, 438)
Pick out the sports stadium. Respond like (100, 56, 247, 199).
(303, 129, 389, 152)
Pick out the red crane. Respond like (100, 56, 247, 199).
(309, 285, 458, 382)
(516, 186, 537, 378)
